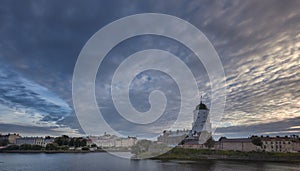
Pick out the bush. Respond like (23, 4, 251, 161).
(0, 139, 9, 146)
(31, 145, 43, 150)
(60, 145, 69, 150)
(82, 147, 89, 151)
(5, 145, 19, 150)
(20, 144, 32, 150)
(91, 144, 97, 148)
(46, 143, 59, 150)
(251, 137, 263, 147)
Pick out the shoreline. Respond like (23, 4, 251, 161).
(150, 148, 300, 163)
(2, 148, 300, 163)
(0, 149, 106, 153)
(151, 154, 300, 163)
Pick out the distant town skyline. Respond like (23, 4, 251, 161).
(0, 0, 299, 138)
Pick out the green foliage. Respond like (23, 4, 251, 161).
(60, 145, 69, 150)
(80, 139, 87, 147)
(55, 136, 70, 146)
(204, 137, 215, 149)
(154, 147, 300, 160)
(31, 145, 43, 150)
(54, 135, 87, 148)
(91, 144, 97, 148)
(72, 138, 86, 147)
(75, 138, 81, 147)
(4, 144, 42, 151)
(45, 143, 59, 150)
(4, 145, 19, 150)
(82, 147, 89, 151)
(0, 139, 9, 146)
(19, 144, 32, 150)
(251, 137, 263, 147)
(69, 138, 75, 147)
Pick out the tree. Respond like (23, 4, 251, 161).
(55, 137, 63, 146)
(46, 143, 59, 150)
(74, 138, 81, 147)
(204, 137, 215, 149)
(54, 136, 70, 146)
(60, 145, 69, 150)
(5, 145, 19, 150)
(91, 144, 97, 148)
(80, 139, 87, 147)
(31, 145, 43, 150)
(69, 138, 75, 147)
(251, 137, 263, 147)
(20, 144, 32, 150)
(0, 139, 9, 146)
(82, 147, 89, 151)
(218, 137, 227, 141)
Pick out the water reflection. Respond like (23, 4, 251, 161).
(0, 153, 299, 171)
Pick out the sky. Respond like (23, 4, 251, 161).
(0, 0, 299, 139)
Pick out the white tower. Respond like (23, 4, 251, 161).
(190, 97, 212, 137)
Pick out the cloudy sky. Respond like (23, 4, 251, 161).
(0, 0, 299, 139)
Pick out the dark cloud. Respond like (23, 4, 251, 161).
(215, 117, 300, 138)
(0, 62, 73, 130)
(0, 0, 299, 137)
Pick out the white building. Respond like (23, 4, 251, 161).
(15, 137, 54, 147)
(158, 97, 212, 145)
(115, 137, 137, 148)
(89, 134, 118, 148)
(89, 134, 137, 148)
(157, 130, 189, 146)
(190, 98, 212, 136)
(186, 98, 212, 144)
(0, 133, 21, 144)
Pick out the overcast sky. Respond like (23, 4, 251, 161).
(0, 0, 299, 139)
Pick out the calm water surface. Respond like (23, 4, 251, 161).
(0, 153, 299, 171)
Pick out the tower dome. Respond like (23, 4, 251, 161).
(195, 96, 208, 110)
(196, 102, 208, 110)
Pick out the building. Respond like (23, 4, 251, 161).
(157, 130, 189, 146)
(0, 133, 21, 144)
(292, 140, 300, 152)
(115, 136, 137, 148)
(187, 97, 212, 144)
(261, 136, 300, 152)
(89, 134, 137, 148)
(214, 137, 258, 152)
(190, 98, 212, 136)
(180, 140, 206, 149)
(89, 134, 118, 148)
(15, 137, 54, 147)
(157, 97, 212, 146)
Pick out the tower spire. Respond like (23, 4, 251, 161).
(200, 95, 203, 104)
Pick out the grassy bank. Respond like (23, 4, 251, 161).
(151, 148, 300, 162)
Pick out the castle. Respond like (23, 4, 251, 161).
(157, 97, 212, 146)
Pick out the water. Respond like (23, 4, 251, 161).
(0, 153, 299, 171)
